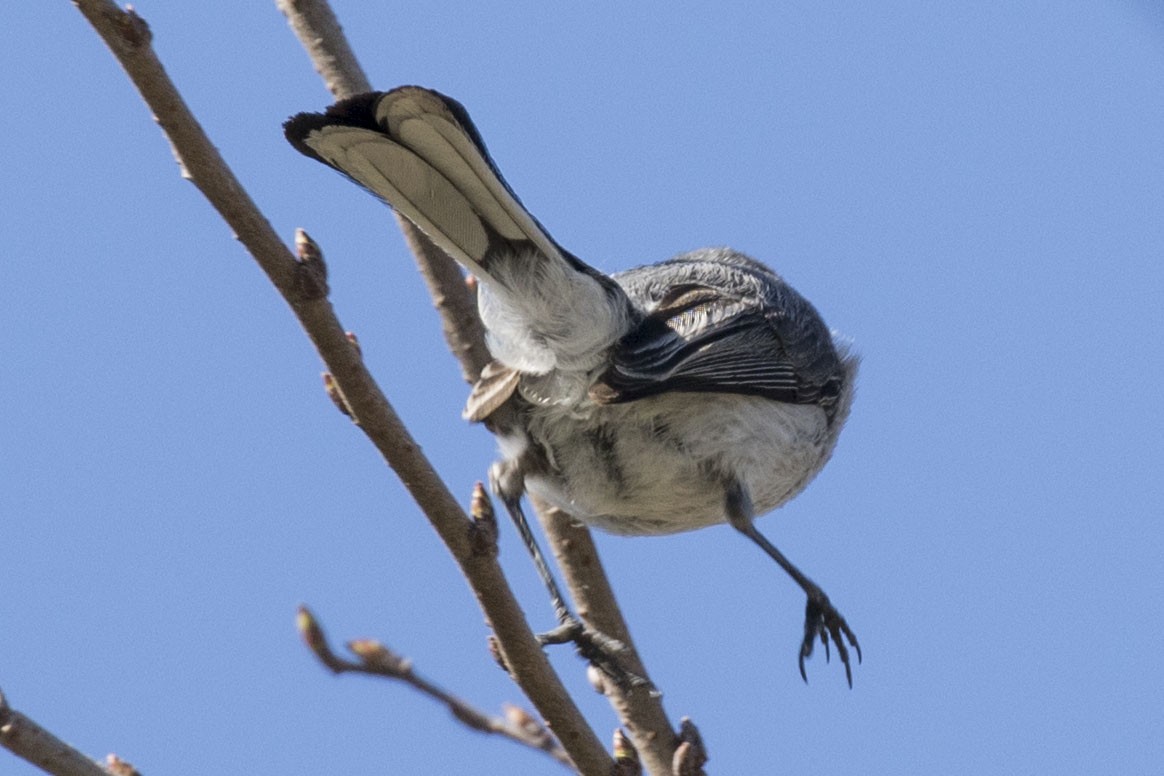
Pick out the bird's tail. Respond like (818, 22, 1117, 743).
(285, 86, 629, 374)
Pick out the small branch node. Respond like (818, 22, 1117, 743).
(469, 482, 500, 558)
(296, 604, 341, 671)
(348, 639, 412, 677)
(117, 5, 152, 48)
(612, 728, 642, 776)
(502, 704, 554, 750)
(321, 372, 354, 419)
(104, 753, 143, 776)
(344, 331, 362, 358)
(292, 228, 329, 300)
(671, 717, 708, 776)
(486, 634, 512, 676)
(292, 609, 571, 768)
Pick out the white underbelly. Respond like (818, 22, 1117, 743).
(521, 392, 834, 536)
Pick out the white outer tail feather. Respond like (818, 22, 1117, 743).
(300, 89, 628, 376)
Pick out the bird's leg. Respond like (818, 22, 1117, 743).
(725, 481, 862, 686)
(490, 462, 650, 692)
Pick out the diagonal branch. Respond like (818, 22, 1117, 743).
(275, 0, 372, 98)
(296, 606, 574, 769)
(275, 2, 684, 772)
(0, 689, 109, 776)
(71, 1, 611, 773)
(538, 503, 690, 773)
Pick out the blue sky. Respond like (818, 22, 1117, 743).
(4, 2, 1163, 774)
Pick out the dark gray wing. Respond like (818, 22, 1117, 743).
(590, 252, 845, 417)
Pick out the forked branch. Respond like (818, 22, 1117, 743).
(296, 606, 573, 769)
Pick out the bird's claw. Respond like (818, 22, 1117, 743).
(538, 618, 655, 694)
(798, 593, 861, 687)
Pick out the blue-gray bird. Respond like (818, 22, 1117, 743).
(285, 86, 861, 685)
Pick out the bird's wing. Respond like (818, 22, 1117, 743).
(591, 283, 842, 409)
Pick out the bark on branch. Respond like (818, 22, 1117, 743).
(72, 1, 611, 773)
(275, 2, 686, 772)
(0, 689, 110, 776)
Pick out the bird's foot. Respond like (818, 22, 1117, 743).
(538, 618, 655, 694)
(799, 592, 862, 687)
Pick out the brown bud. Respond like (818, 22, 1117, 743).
(105, 754, 142, 776)
(347, 638, 387, 661)
(672, 717, 708, 775)
(348, 639, 411, 676)
(469, 482, 499, 557)
(345, 331, 362, 358)
(612, 728, 641, 775)
(322, 372, 353, 418)
(487, 634, 511, 675)
(296, 605, 327, 655)
(292, 228, 329, 299)
(118, 6, 152, 48)
(502, 705, 537, 735)
(502, 704, 553, 750)
(294, 228, 322, 265)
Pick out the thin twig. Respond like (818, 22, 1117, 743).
(273, 3, 683, 772)
(296, 606, 574, 769)
(538, 504, 692, 776)
(71, 2, 612, 773)
(398, 227, 492, 384)
(275, 0, 371, 97)
(0, 689, 109, 776)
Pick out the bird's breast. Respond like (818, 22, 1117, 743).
(521, 391, 835, 536)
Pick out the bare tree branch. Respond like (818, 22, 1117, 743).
(539, 504, 694, 775)
(296, 605, 574, 769)
(0, 689, 109, 776)
(275, 0, 371, 97)
(71, 1, 612, 773)
(273, 3, 685, 772)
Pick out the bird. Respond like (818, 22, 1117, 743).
(284, 86, 861, 685)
